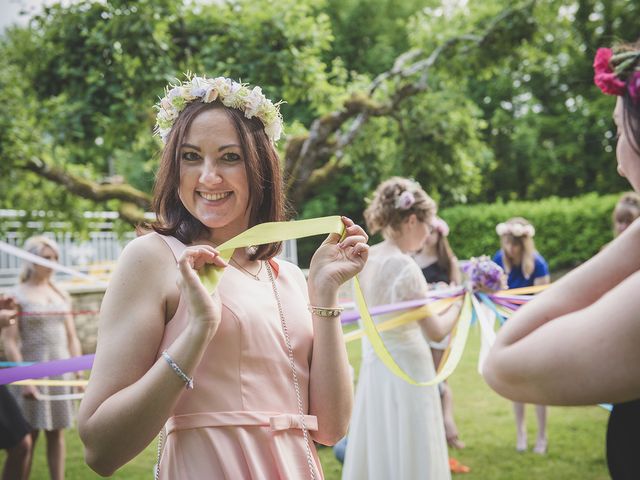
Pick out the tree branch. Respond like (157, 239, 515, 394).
(21, 155, 151, 210)
(285, 1, 536, 204)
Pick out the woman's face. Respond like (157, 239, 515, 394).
(405, 215, 431, 252)
(614, 217, 632, 236)
(33, 245, 58, 277)
(178, 108, 250, 243)
(614, 97, 640, 193)
(424, 223, 439, 249)
(503, 238, 522, 264)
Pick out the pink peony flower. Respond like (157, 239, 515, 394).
(431, 217, 450, 237)
(593, 48, 626, 96)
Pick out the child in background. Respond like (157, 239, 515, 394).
(493, 218, 550, 454)
(612, 192, 640, 237)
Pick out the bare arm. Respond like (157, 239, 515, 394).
(63, 305, 82, 359)
(2, 319, 23, 364)
(484, 221, 640, 405)
(306, 217, 368, 445)
(78, 235, 225, 476)
(450, 257, 462, 285)
(418, 299, 462, 343)
(0, 306, 39, 399)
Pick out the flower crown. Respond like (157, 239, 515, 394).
(495, 222, 535, 238)
(593, 47, 640, 103)
(155, 75, 284, 144)
(431, 217, 449, 237)
(394, 190, 416, 210)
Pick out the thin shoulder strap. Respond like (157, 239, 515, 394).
(153, 233, 186, 262)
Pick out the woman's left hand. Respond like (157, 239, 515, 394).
(308, 217, 369, 298)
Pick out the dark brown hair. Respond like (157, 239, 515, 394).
(152, 101, 287, 260)
(617, 39, 640, 155)
(435, 233, 456, 280)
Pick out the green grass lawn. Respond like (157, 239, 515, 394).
(3, 328, 609, 479)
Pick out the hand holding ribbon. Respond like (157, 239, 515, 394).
(308, 217, 369, 306)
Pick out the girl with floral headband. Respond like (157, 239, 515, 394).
(78, 75, 369, 479)
(484, 38, 640, 480)
(493, 217, 550, 454)
(412, 216, 466, 456)
(342, 177, 462, 480)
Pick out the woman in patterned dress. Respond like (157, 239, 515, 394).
(3, 236, 82, 480)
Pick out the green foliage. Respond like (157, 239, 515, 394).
(460, 0, 638, 202)
(0, 0, 345, 230)
(1, 0, 637, 234)
(441, 192, 622, 271)
(323, 0, 435, 75)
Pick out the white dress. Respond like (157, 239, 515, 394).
(342, 243, 450, 480)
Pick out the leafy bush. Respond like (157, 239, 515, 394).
(440, 192, 622, 271)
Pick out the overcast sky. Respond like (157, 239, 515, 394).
(0, 0, 78, 31)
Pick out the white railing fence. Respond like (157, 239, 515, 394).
(1, 212, 298, 288)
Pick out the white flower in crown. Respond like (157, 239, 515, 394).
(154, 74, 284, 144)
(395, 190, 416, 210)
(495, 222, 535, 237)
(244, 87, 266, 119)
(264, 119, 283, 142)
(510, 224, 524, 236)
(202, 86, 219, 103)
(221, 82, 249, 109)
(495, 223, 509, 236)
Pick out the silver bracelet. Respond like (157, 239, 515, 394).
(161, 350, 194, 390)
(308, 305, 344, 318)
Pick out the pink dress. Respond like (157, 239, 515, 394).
(155, 234, 323, 479)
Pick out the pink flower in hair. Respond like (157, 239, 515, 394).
(431, 217, 449, 237)
(594, 48, 626, 96)
(395, 191, 415, 210)
(629, 71, 640, 103)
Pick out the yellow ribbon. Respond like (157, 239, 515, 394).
(198, 215, 470, 387)
(13, 379, 88, 387)
(343, 297, 458, 343)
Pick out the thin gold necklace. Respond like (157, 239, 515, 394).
(230, 257, 263, 281)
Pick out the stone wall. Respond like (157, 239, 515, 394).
(66, 284, 104, 354)
(0, 284, 104, 358)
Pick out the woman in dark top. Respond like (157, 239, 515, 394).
(484, 39, 640, 480)
(413, 216, 464, 451)
(0, 294, 32, 480)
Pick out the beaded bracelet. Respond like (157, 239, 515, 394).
(308, 305, 345, 318)
(161, 350, 194, 390)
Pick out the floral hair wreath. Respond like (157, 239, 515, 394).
(394, 190, 416, 210)
(431, 217, 450, 237)
(495, 222, 535, 238)
(154, 74, 284, 144)
(593, 47, 640, 103)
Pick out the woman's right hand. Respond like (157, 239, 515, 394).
(22, 385, 39, 400)
(176, 246, 227, 336)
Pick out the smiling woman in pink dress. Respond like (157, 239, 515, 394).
(77, 76, 369, 479)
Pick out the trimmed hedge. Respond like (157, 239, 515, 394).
(440, 193, 622, 272)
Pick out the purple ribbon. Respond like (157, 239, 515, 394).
(341, 287, 464, 324)
(0, 354, 95, 385)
